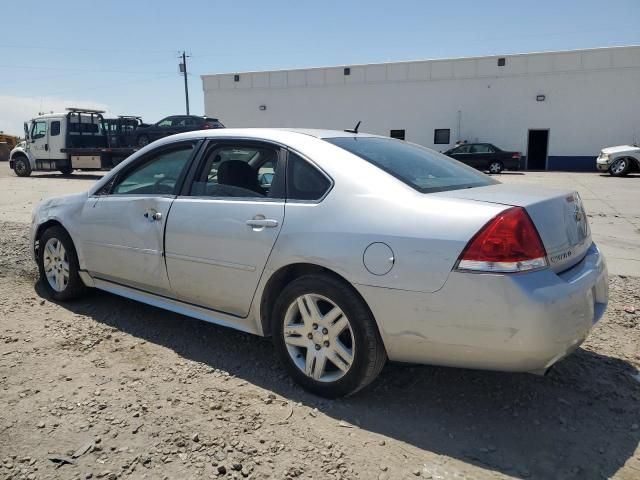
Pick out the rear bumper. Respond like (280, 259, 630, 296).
(9, 159, 14, 169)
(356, 242, 608, 373)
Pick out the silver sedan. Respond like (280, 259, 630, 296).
(30, 129, 608, 397)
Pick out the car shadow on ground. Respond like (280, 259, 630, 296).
(38, 284, 640, 480)
(598, 173, 640, 178)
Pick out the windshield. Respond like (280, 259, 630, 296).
(325, 137, 498, 193)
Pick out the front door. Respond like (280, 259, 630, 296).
(165, 141, 285, 317)
(469, 143, 493, 169)
(28, 119, 49, 160)
(79, 141, 197, 294)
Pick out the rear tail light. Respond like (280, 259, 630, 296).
(512, 152, 521, 159)
(203, 123, 213, 129)
(456, 207, 547, 273)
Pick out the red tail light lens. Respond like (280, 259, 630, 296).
(203, 123, 213, 129)
(512, 152, 521, 159)
(457, 207, 547, 272)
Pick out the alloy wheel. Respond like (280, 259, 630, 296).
(489, 162, 502, 174)
(282, 294, 355, 382)
(43, 237, 69, 292)
(611, 159, 627, 175)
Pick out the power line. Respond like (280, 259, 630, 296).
(0, 43, 177, 55)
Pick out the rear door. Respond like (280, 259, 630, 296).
(47, 120, 65, 160)
(79, 140, 199, 295)
(164, 140, 285, 317)
(468, 144, 493, 169)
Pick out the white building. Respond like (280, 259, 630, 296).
(202, 45, 640, 171)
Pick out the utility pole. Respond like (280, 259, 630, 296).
(179, 51, 190, 115)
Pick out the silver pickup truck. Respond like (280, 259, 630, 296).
(596, 144, 640, 176)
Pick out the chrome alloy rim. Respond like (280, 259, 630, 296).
(611, 159, 627, 174)
(489, 162, 501, 174)
(283, 294, 355, 382)
(43, 238, 69, 292)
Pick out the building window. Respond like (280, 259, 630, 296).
(434, 129, 450, 144)
(344, 67, 351, 76)
(497, 57, 506, 67)
(390, 130, 405, 140)
(234, 74, 240, 82)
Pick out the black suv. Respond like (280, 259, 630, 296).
(444, 143, 521, 173)
(135, 115, 224, 146)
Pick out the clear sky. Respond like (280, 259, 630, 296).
(1, 0, 639, 134)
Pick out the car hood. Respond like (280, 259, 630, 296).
(601, 145, 640, 155)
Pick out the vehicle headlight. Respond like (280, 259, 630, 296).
(600, 153, 610, 160)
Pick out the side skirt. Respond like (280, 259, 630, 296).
(91, 276, 260, 336)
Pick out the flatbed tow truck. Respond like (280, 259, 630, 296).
(9, 108, 138, 177)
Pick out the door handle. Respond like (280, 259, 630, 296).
(246, 218, 278, 228)
(144, 210, 162, 221)
(45, 144, 48, 151)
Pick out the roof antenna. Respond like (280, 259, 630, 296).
(345, 120, 361, 134)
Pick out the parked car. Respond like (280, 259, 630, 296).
(30, 129, 607, 397)
(444, 143, 521, 173)
(134, 115, 224, 146)
(596, 144, 640, 176)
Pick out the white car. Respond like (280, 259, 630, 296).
(596, 144, 640, 176)
(30, 128, 607, 397)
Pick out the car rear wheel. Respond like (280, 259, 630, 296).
(137, 135, 150, 147)
(488, 161, 504, 174)
(59, 167, 73, 175)
(272, 274, 386, 398)
(610, 158, 630, 177)
(38, 226, 87, 301)
(13, 156, 31, 177)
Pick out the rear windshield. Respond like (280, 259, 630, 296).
(325, 137, 497, 193)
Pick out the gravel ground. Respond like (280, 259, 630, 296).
(1, 220, 639, 480)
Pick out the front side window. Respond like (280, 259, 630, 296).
(31, 121, 47, 139)
(112, 144, 194, 195)
(190, 144, 281, 198)
(157, 118, 173, 127)
(287, 153, 331, 201)
(451, 145, 471, 154)
(325, 137, 496, 194)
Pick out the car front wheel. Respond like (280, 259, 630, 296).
(13, 156, 32, 177)
(38, 226, 87, 301)
(610, 158, 630, 177)
(272, 274, 386, 398)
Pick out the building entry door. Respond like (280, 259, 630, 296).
(526, 129, 549, 170)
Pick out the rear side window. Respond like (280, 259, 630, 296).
(50, 121, 61, 136)
(325, 137, 496, 193)
(287, 153, 331, 201)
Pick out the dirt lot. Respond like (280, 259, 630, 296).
(1, 168, 640, 480)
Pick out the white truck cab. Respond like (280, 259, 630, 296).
(9, 108, 135, 177)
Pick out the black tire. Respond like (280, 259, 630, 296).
(272, 274, 386, 398)
(137, 135, 150, 147)
(488, 161, 504, 174)
(59, 166, 73, 175)
(609, 158, 631, 177)
(13, 156, 32, 177)
(37, 226, 87, 301)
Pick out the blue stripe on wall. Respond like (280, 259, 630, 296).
(521, 156, 597, 172)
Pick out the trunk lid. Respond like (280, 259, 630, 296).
(434, 184, 591, 273)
